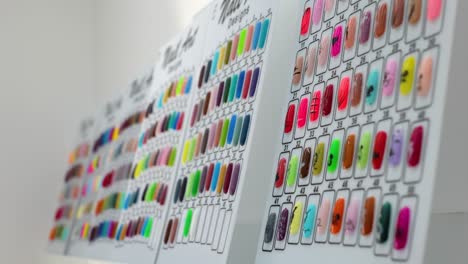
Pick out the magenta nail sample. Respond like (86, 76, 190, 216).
(394, 206, 411, 250)
(331, 25, 343, 57)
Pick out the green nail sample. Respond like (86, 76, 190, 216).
(328, 139, 341, 173)
(358, 132, 371, 169)
(192, 169, 201, 197)
(176, 77, 184, 95)
(146, 183, 157, 202)
(233, 116, 243, 146)
(188, 137, 196, 162)
(229, 74, 238, 102)
(224, 77, 231, 103)
(238, 28, 247, 56)
(287, 155, 299, 187)
(144, 218, 153, 238)
(168, 148, 177, 167)
(377, 202, 392, 243)
(219, 118, 230, 147)
(183, 209, 193, 238)
(186, 172, 193, 200)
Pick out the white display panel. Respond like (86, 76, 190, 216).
(157, 0, 300, 263)
(66, 93, 125, 257)
(47, 116, 96, 255)
(110, 6, 213, 264)
(256, 1, 456, 264)
(66, 73, 153, 260)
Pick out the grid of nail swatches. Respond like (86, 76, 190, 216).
(161, 14, 271, 254)
(67, 96, 124, 250)
(115, 73, 194, 250)
(261, 0, 445, 262)
(78, 77, 152, 247)
(48, 117, 95, 253)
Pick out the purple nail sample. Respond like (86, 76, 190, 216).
(249, 67, 260, 97)
(277, 208, 289, 241)
(199, 166, 207, 194)
(389, 129, 404, 167)
(360, 11, 372, 44)
(229, 163, 241, 195)
(217, 81, 224, 107)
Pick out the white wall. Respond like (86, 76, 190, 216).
(0, 1, 209, 264)
(94, 0, 211, 104)
(0, 0, 96, 263)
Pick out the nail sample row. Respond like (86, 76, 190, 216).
(264, 189, 418, 261)
(276, 120, 427, 195)
(289, 48, 438, 140)
(191, 68, 261, 128)
(198, 18, 270, 87)
(115, 216, 155, 242)
(79, 217, 154, 242)
(163, 205, 233, 253)
(64, 164, 85, 183)
(173, 162, 241, 205)
(109, 138, 139, 161)
(157, 76, 193, 108)
(182, 114, 251, 165)
(68, 143, 90, 164)
(139, 111, 186, 147)
(299, 0, 444, 64)
(132, 146, 178, 179)
(49, 224, 69, 241)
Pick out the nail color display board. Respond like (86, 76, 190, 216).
(109, 8, 213, 264)
(257, 0, 458, 263)
(70, 73, 154, 261)
(47, 116, 96, 255)
(157, 0, 300, 263)
(65, 91, 128, 257)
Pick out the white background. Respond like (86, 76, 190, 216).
(0, 0, 210, 263)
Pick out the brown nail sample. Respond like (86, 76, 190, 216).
(345, 16, 357, 49)
(300, 147, 312, 178)
(392, 0, 404, 28)
(170, 218, 178, 244)
(343, 134, 356, 169)
(375, 3, 388, 38)
(351, 73, 363, 107)
(408, 0, 422, 25)
(361, 196, 376, 236)
(293, 56, 304, 85)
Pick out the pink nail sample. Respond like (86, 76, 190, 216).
(345, 199, 360, 235)
(306, 47, 317, 77)
(383, 59, 397, 97)
(313, 0, 325, 25)
(317, 198, 331, 235)
(319, 36, 330, 67)
(331, 25, 343, 57)
(427, 0, 442, 22)
(325, 0, 335, 14)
